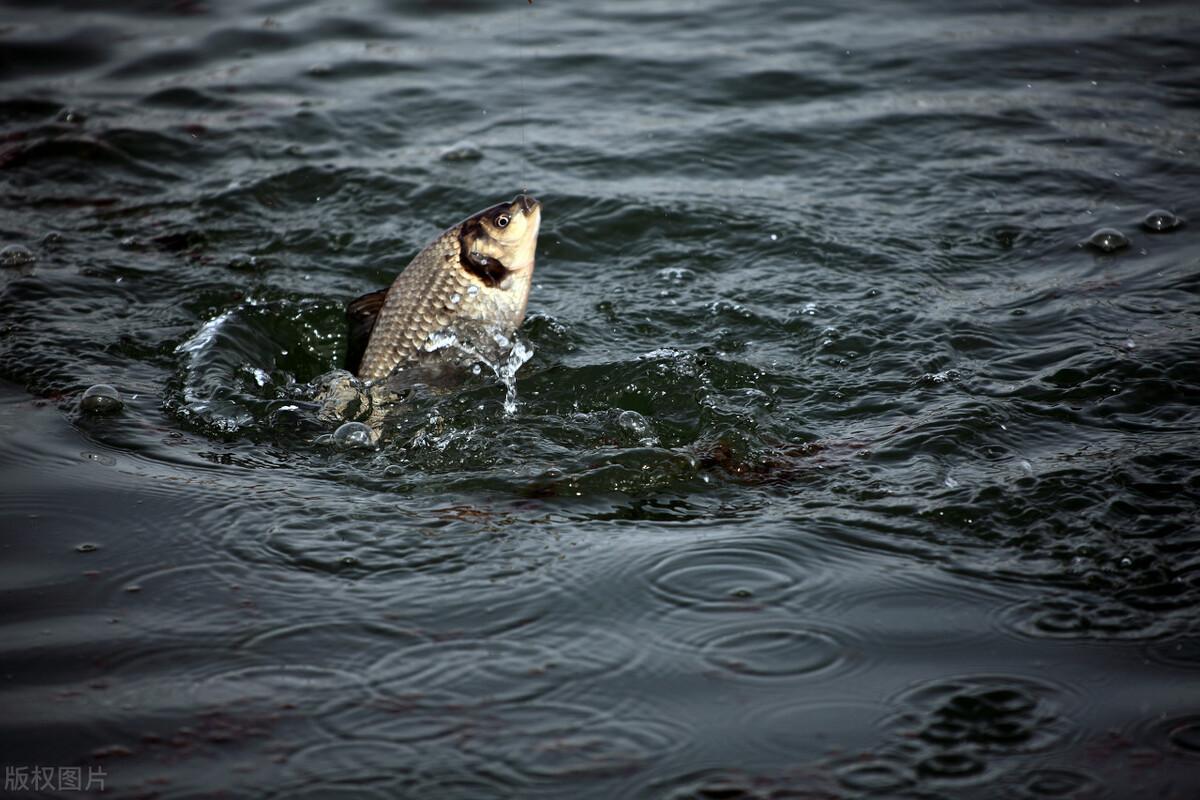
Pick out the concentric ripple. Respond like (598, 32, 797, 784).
(455, 702, 690, 783)
(644, 537, 824, 612)
(702, 627, 844, 678)
(368, 638, 574, 706)
(1004, 767, 1101, 799)
(660, 611, 861, 683)
(998, 595, 1168, 641)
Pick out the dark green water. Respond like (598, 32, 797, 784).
(3, 1, 1200, 797)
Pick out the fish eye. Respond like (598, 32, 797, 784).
(495, 213, 510, 228)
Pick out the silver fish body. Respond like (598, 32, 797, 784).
(349, 195, 541, 386)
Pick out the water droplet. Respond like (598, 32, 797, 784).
(0, 244, 36, 266)
(75, 543, 100, 553)
(1084, 228, 1129, 253)
(331, 422, 376, 450)
(57, 108, 86, 124)
(80, 384, 122, 414)
(467, 285, 480, 296)
(1119, 557, 1132, 568)
(1141, 208, 1181, 232)
(449, 293, 461, 305)
(471, 363, 482, 375)
(770, 233, 778, 241)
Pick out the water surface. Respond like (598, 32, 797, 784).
(2, 0, 1200, 797)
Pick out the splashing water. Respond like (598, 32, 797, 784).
(423, 329, 460, 353)
(416, 327, 535, 415)
(173, 306, 254, 432)
(498, 336, 534, 414)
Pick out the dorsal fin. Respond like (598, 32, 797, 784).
(345, 287, 389, 376)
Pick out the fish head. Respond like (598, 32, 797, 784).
(459, 194, 541, 285)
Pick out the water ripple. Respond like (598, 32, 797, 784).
(456, 702, 689, 784)
(659, 611, 863, 683)
(643, 537, 826, 613)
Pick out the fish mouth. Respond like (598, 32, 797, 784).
(514, 194, 540, 214)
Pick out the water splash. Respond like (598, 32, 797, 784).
(422, 329, 459, 353)
(174, 307, 253, 433)
(414, 328, 534, 415)
(498, 335, 534, 414)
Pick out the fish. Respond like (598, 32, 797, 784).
(346, 194, 541, 386)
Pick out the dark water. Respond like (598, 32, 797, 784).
(3, 0, 1200, 797)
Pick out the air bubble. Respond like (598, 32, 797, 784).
(467, 285, 480, 296)
(449, 293, 461, 305)
(618, 410, 651, 436)
(1141, 209, 1181, 232)
(617, 410, 659, 445)
(80, 384, 123, 414)
(331, 422, 376, 449)
(1083, 228, 1129, 253)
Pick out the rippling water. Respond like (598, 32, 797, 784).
(3, 0, 1200, 797)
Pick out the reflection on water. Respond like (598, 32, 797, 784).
(2, 0, 1200, 796)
